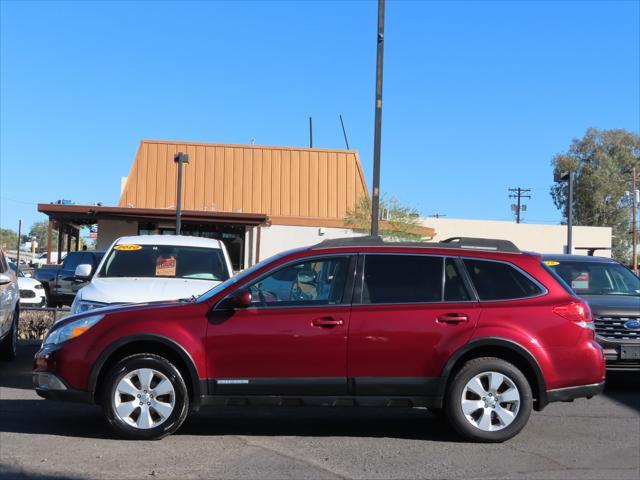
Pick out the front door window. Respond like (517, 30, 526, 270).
(247, 257, 350, 307)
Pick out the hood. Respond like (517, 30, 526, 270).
(17, 277, 42, 289)
(580, 295, 640, 317)
(79, 277, 221, 305)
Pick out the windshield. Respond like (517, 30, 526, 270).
(100, 244, 230, 281)
(197, 251, 288, 302)
(545, 260, 639, 296)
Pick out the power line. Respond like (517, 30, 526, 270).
(508, 188, 531, 224)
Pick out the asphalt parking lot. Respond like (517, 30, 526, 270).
(1, 346, 638, 480)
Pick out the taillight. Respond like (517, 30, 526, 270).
(553, 301, 594, 330)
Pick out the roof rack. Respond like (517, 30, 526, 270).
(311, 235, 520, 253)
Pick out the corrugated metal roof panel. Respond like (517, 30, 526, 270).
(119, 140, 370, 226)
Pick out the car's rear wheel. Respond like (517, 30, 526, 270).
(101, 354, 189, 440)
(445, 357, 532, 443)
(0, 308, 18, 361)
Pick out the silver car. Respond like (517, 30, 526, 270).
(0, 249, 20, 360)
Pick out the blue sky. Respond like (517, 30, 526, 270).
(1, 0, 639, 233)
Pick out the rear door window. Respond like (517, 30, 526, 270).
(444, 258, 471, 301)
(463, 259, 543, 301)
(362, 254, 443, 304)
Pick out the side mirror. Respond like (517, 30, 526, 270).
(0, 273, 11, 285)
(74, 264, 93, 280)
(228, 289, 252, 309)
(24, 272, 32, 278)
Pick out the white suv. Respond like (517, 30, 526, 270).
(71, 235, 234, 314)
(0, 249, 20, 360)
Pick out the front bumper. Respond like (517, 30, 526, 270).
(32, 372, 92, 403)
(546, 381, 605, 404)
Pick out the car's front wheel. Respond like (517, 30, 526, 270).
(445, 357, 532, 443)
(101, 354, 189, 440)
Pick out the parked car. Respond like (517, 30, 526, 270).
(35, 251, 105, 307)
(543, 254, 640, 371)
(70, 235, 233, 315)
(0, 249, 19, 361)
(30, 251, 66, 268)
(9, 262, 46, 307)
(33, 236, 605, 442)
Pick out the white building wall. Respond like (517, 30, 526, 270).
(255, 225, 364, 264)
(423, 218, 612, 257)
(96, 219, 139, 250)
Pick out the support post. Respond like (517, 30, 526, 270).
(16, 220, 22, 269)
(174, 152, 190, 235)
(567, 171, 574, 254)
(47, 220, 53, 264)
(57, 222, 64, 265)
(632, 165, 638, 272)
(370, 0, 385, 236)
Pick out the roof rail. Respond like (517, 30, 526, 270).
(441, 237, 520, 253)
(311, 235, 520, 253)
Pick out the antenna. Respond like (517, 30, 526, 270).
(339, 114, 350, 149)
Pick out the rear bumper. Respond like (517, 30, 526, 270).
(546, 381, 605, 404)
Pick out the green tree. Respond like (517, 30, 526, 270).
(550, 128, 639, 262)
(29, 221, 57, 252)
(0, 228, 18, 251)
(345, 195, 430, 241)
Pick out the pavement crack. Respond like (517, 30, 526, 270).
(232, 435, 348, 479)
(504, 442, 569, 470)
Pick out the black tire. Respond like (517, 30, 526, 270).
(0, 308, 18, 361)
(44, 287, 56, 308)
(445, 357, 532, 443)
(100, 354, 189, 440)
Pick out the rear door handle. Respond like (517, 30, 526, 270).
(437, 313, 469, 324)
(312, 317, 344, 327)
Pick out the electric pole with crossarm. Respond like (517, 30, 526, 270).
(509, 188, 531, 224)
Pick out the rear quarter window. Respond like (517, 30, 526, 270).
(463, 259, 543, 301)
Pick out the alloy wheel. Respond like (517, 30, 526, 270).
(112, 368, 176, 430)
(460, 371, 520, 432)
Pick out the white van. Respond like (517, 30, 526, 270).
(70, 235, 233, 314)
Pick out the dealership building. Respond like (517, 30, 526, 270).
(38, 139, 611, 268)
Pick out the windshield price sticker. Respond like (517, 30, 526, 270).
(543, 260, 560, 266)
(571, 272, 590, 291)
(156, 256, 177, 277)
(114, 244, 142, 251)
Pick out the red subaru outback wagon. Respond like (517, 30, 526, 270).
(33, 237, 605, 442)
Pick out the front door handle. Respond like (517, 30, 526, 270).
(437, 313, 469, 324)
(312, 317, 344, 327)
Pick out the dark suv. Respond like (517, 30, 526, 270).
(543, 254, 640, 371)
(33, 237, 605, 442)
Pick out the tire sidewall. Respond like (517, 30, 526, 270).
(101, 355, 189, 440)
(446, 358, 533, 443)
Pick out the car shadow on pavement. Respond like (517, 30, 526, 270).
(603, 372, 640, 414)
(0, 345, 39, 390)
(0, 396, 460, 442)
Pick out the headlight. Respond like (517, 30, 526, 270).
(34, 284, 44, 290)
(71, 299, 107, 315)
(43, 314, 104, 346)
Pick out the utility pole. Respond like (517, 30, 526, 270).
(174, 152, 190, 235)
(308, 117, 313, 148)
(370, 0, 385, 236)
(508, 188, 531, 224)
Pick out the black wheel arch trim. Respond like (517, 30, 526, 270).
(442, 337, 549, 409)
(88, 334, 203, 408)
